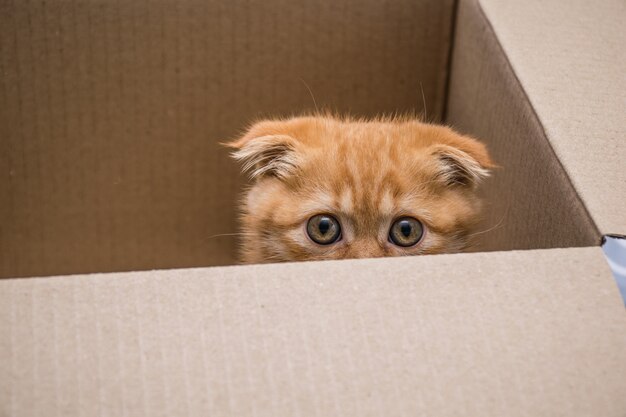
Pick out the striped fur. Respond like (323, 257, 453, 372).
(227, 115, 495, 264)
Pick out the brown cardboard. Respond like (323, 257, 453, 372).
(477, 0, 626, 237)
(2, 0, 621, 277)
(446, 0, 600, 252)
(0, 0, 455, 278)
(1, 0, 626, 414)
(2, 247, 626, 417)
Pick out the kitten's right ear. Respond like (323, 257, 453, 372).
(225, 122, 301, 180)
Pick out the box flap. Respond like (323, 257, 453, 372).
(446, 0, 599, 251)
(477, 0, 626, 236)
(2, 247, 625, 416)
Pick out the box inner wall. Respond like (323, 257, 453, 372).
(0, 0, 596, 278)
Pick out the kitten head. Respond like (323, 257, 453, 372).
(227, 115, 495, 263)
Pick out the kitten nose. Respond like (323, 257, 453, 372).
(347, 241, 385, 259)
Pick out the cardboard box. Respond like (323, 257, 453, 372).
(1, 0, 625, 415)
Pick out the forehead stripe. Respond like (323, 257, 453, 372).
(339, 188, 353, 213)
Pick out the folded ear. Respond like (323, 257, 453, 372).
(429, 139, 495, 188)
(225, 122, 301, 180)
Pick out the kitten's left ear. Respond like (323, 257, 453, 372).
(225, 121, 301, 180)
(429, 137, 495, 188)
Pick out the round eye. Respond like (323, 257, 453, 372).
(389, 217, 424, 247)
(306, 214, 341, 245)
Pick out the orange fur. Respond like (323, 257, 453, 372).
(227, 115, 495, 264)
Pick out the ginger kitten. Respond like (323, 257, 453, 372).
(227, 115, 494, 264)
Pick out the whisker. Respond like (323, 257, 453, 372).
(419, 81, 428, 122)
(205, 232, 242, 239)
(191, 232, 244, 250)
(467, 214, 506, 238)
(299, 78, 319, 113)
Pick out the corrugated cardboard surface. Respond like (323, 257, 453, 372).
(0, 0, 454, 278)
(1, 247, 625, 416)
(446, 0, 598, 252)
(2, 2, 625, 415)
(476, 0, 626, 236)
